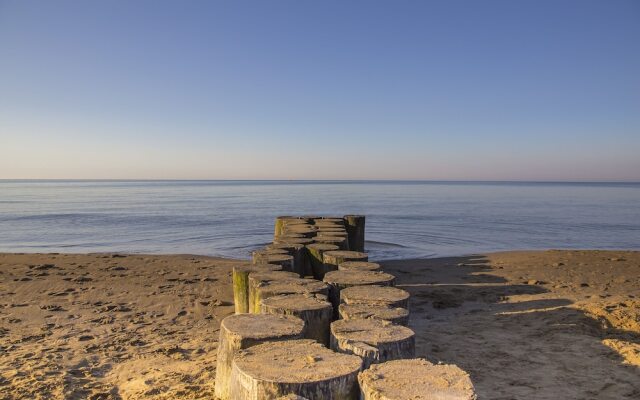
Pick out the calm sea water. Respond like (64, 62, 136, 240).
(0, 180, 638, 260)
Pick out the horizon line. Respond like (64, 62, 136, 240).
(1, 178, 639, 184)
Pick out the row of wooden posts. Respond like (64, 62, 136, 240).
(215, 215, 477, 400)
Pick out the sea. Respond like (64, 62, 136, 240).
(0, 180, 638, 260)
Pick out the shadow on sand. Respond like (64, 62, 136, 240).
(383, 255, 640, 400)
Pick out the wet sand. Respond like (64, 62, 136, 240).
(1, 250, 638, 399)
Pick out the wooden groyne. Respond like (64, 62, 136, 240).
(216, 215, 477, 400)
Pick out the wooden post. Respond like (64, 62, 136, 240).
(232, 264, 283, 314)
(260, 293, 333, 346)
(252, 278, 329, 314)
(283, 224, 317, 238)
(340, 285, 410, 309)
(275, 217, 311, 238)
(330, 319, 415, 369)
(229, 339, 362, 400)
(338, 303, 409, 326)
(251, 248, 288, 264)
(275, 237, 314, 246)
(260, 254, 295, 272)
(267, 242, 307, 277)
(358, 359, 477, 400)
(214, 314, 305, 400)
(322, 250, 368, 276)
(247, 271, 300, 313)
(323, 270, 396, 316)
(343, 215, 365, 252)
(338, 261, 382, 272)
(305, 243, 339, 280)
(313, 236, 349, 250)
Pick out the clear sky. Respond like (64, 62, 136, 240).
(1, 1, 639, 181)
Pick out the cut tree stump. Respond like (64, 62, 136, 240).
(275, 217, 311, 238)
(340, 285, 410, 309)
(316, 230, 348, 238)
(251, 248, 288, 264)
(358, 359, 477, 400)
(330, 319, 415, 368)
(276, 237, 315, 246)
(214, 314, 305, 400)
(314, 236, 349, 250)
(256, 253, 294, 272)
(338, 303, 409, 326)
(232, 264, 283, 314)
(260, 293, 333, 345)
(322, 251, 369, 276)
(229, 339, 362, 400)
(323, 270, 396, 316)
(338, 261, 382, 272)
(313, 217, 344, 224)
(284, 224, 318, 238)
(267, 242, 308, 276)
(306, 243, 339, 280)
(247, 271, 300, 313)
(343, 215, 365, 252)
(252, 278, 329, 314)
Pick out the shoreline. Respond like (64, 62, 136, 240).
(1, 250, 639, 399)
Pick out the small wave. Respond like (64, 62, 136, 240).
(365, 240, 409, 248)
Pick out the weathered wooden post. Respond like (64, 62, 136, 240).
(340, 285, 410, 309)
(358, 359, 477, 400)
(275, 216, 311, 238)
(313, 235, 349, 250)
(251, 248, 288, 264)
(256, 253, 295, 272)
(305, 243, 339, 280)
(338, 261, 382, 272)
(323, 270, 396, 315)
(338, 303, 409, 326)
(267, 242, 307, 276)
(229, 339, 362, 399)
(343, 215, 365, 252)
(247, 271, 300, 313)
(232, 263, 283, 314)
(283, 224, 317, 238)
(260, 293, 333, 346)
(252, 278, 329, 314)
(322, 250, 369, 275)
(214, 314, 305, 400)
(330, 319, 415, 368)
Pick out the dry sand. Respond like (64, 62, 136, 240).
(1, 250, 638, 399)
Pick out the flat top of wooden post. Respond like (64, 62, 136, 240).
(338, 261, 381, 272)
(358, 359, 477, 400)
(258, 278, 329, 296)
(306, 243, 339, 251)
(323, 270, 395, 286)
(221, 314, 305, 340)
(261, 254, 294, 264)
(261, 293, 332, 312)
(249, 270, 299, 283)
(233, 339, 362, 383)
(340, 285, 410, 305)
(339, 303, 409, 321)
(233, 263, 283, 273)
(331, 319, 414, 345)
(276, 237, 315, 245)
(323, 250, 367, 259)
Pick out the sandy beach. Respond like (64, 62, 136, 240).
(1, 250, 638, 399)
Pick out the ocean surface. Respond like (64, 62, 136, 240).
(0, 180, 639, 260)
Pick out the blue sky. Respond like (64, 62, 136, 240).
(1, 0, 639, 180)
